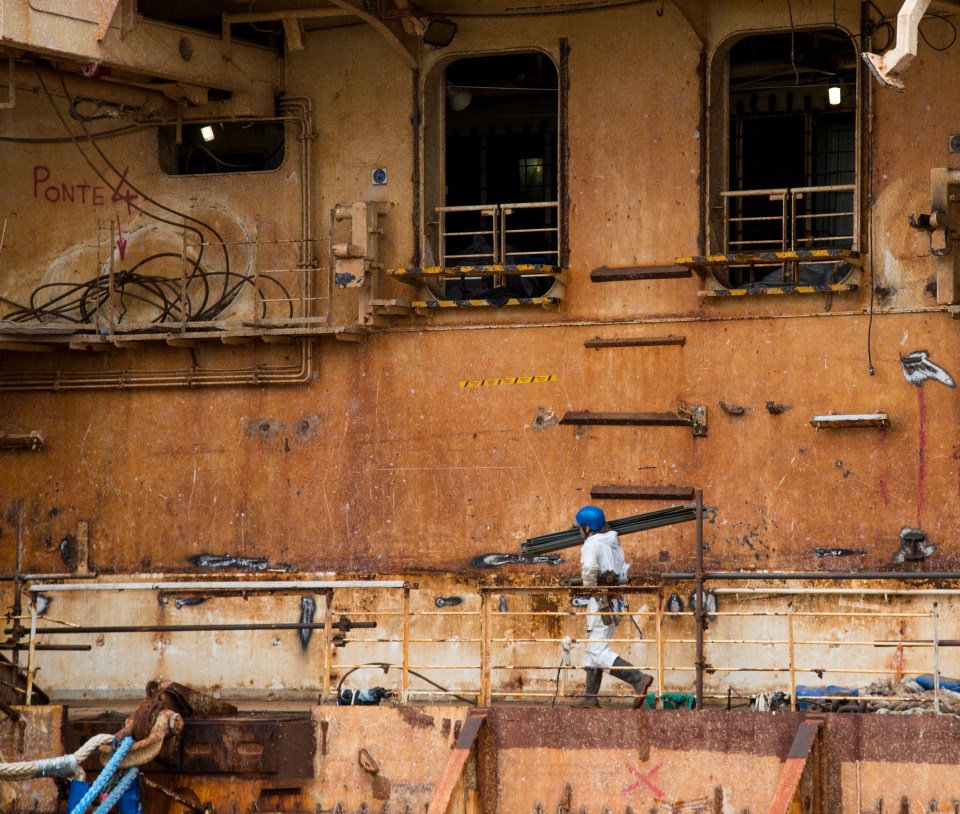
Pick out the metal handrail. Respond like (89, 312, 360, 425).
(436, 201, 559, 268)
(720, 183, 856, 256)
(23, 579, 948, 711)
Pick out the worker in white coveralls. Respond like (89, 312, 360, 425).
(573, 505, 653, 707)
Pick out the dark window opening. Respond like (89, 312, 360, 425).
(158, 121, 285, 176)
(441, 53, 559, 300)
(724, 30, 857, 288)
(138, 0, 282, 49)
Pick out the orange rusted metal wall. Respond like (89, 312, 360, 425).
(0, 0, 959, 704)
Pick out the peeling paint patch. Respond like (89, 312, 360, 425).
(396, 706, 435, 729)
(300, 596, 316, 649)
(531, 407, 558, 432)
(471, 552, 562, 568)
(765, 401, 791, 414)
(190, 553, 271, 571)
(718, 401, 746, 416)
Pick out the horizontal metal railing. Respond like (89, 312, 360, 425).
(18, 579, 952, 712)
(437, 201, 559, 268)
(721, 184, 856, 253)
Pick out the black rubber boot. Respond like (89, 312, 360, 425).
(611, 656, 653, 708)
(574, 668, 603, 707)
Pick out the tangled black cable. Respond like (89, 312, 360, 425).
(2, 62, 293, 326)
(335, 662, 477, 706)
(3, 253, 293, 324)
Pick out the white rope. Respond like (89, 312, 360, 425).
(0, 733, 115, 781)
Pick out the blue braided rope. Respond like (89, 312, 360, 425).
(91, 767, 139, 814)
(69, 737, 134, 814)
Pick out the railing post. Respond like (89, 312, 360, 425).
(480, 590, 492, 706)
(787, 601, 796, 711)
(180, 225, 189, 332)
(321, 589, 333, 705)
(934, 602, 941, 715)
(694, 488, 705, 710)
(656, 588, 665, 702)
(253, 214, 261, 324)
(402, 586, 410, 705)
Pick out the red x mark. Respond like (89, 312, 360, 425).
(622, 761, 664, 798)
(111, 166, 139, 215)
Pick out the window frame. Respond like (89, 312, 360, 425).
(704, 26, 863, 295)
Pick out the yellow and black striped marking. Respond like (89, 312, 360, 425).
(388, 264, 561, 277)
(699, 283, 859, 297)
(677, 249, 861, 268)
(460, 375, 557, 388)
(412, 296, 561, 308)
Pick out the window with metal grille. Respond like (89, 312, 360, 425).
(714, 29, 859, 290)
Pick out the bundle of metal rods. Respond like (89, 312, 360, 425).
(521, 504, 700, 556)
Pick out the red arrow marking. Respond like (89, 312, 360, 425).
(622, 762, 664, 798)
(115, 216, 127, 260)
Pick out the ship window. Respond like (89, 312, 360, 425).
(710, 29, 859, 291)
(425, 52, 562, 305)
(158, 121, 285, 176)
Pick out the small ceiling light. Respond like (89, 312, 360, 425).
(422, 18, 457, 47)
(828, 86, 842, 106)
(200, 125, 215, 142)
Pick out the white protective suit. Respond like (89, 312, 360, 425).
(579, 528, 627, 669)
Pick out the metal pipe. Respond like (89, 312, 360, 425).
(4, 622, 376, 635)
(710, 587, 960, 596)
(663, 572, 960, 580)
(29, 580, 406, 592)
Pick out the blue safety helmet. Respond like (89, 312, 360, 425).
(575, 505, 606, 531)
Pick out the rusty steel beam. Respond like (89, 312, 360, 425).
(584, 335, 686, 348)
(560, 411, 690, 426)
(590, 265, 692, 282)
(766, 721, 821, 814)
(4, 621, 376, 635)
(0, 432, 43, 451)
(590, 485, 695, 500)
(427, 712, 487, 814)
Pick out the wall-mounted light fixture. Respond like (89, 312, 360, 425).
(828, 85, 842, 106)
(200, 125, 216, 142)
(422, 18, 457, 47)
(446, 82, 471, 111)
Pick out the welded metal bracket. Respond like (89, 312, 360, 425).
(766, 719, 822, 814)
(426, 711, 488, 814)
